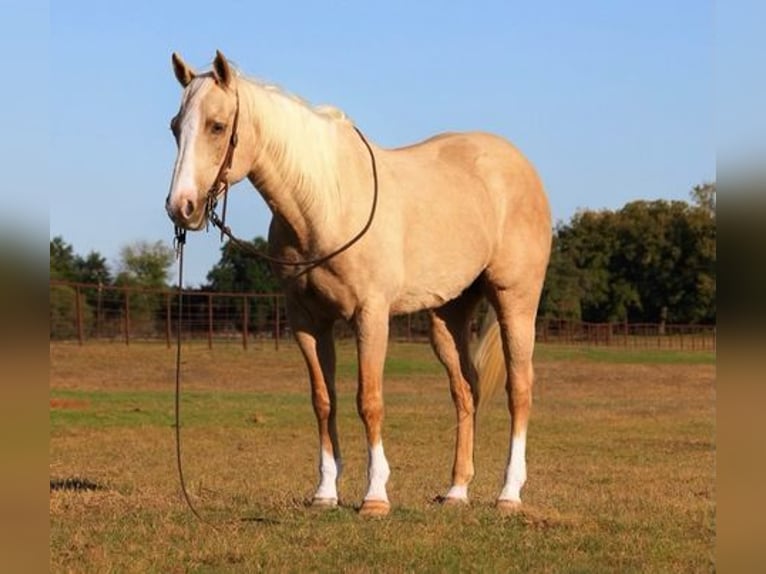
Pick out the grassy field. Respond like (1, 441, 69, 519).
(50, 341, 715, 572)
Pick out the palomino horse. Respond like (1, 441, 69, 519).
(166, 51, 551, 517)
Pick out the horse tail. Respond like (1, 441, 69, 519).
(472, 307, 506, 410)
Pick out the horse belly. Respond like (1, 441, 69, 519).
(390, 256, 486, 315)
(390, 199, 492, 314)
(391, 288, 461, 315)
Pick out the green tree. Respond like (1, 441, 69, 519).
(49, 237, 111, 337)
(690, 182, 716, 215)
(50, 236, 78, 281)
(613, 200, 689, 324)
(205, 237, 279, 293)
(540, 184, 716, 325)
(50, 236, 112, 285)
(113, 240, 175, 337)
(114, 240, 174, 289)
(205, 237, 281, 334)
(614, 197, 715, 324)
(685, 182, 716, 322)
(549, 210, 636, 323)
(76, 251, 112, 286)
(539, 233, 585, 320)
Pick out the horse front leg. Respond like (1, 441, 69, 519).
(292, 316, 341, 508)
(354, 304, 391, 517)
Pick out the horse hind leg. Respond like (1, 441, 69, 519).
(485, 286, 539, 511)
(429, 287, 482, 504)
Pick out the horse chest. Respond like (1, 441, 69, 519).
(288, 268, 358, 320)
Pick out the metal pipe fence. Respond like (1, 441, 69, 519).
(536, 318, 716, 351)
(50, 280, 715, 351)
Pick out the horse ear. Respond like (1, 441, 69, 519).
(212, 50, 234, 88)
(172, 52, 195, 87)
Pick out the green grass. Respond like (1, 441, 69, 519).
(50, 342, 715, 572)
(50, 389, 311, 430)
(534, 344, 715, 365)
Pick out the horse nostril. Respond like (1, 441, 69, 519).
(183, 200, 195, 220)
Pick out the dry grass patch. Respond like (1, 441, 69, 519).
(50, 342, 715, 572)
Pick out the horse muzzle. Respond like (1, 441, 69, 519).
(165, 193, 206, 230)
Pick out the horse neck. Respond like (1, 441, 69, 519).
(238, 79, 345, 245)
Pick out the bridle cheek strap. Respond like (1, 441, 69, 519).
(205, 88, 240, 238)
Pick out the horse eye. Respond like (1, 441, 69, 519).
(211, 122, 226, 135)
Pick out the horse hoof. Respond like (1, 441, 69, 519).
(495, 499, 522, 514)
(311, 497, 338, 509)
(359, 499, 390, 517)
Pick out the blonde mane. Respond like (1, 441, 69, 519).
(254, 79, 351, 123)
(236, 73, 351, 223)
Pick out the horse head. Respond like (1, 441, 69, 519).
(166, 51, 243, 230)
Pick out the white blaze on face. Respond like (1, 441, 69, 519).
(167, 84, 206, 225)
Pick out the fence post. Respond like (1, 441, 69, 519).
(165, 292, 171, 349)
(74, 285, 84, 345)
(124, 292, 131, 346)
(96, 283, 103, 339)
(274, 295, 281, 351)
(207, 293, 213, 350)
(242, 295, 249, 350)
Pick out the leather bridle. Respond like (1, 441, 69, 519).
(205, 87, 241, 240)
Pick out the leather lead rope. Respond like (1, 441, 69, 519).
(173, 228, 286, 526)
(172, 226, 211, 525)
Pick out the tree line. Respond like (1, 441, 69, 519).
(50, 183, 715, 336)
(49, 239, 179, 338)
(539, 183, 715, 325)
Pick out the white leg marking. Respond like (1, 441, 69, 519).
(314, 448, 341, 501)
(445, 484, 468, 501)
(364, 442, 390, 502)
(498, 432, 527, 502)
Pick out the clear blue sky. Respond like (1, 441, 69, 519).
(37, 0, 714, 286)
